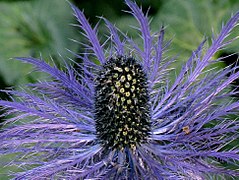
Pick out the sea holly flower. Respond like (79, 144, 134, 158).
(0, 0, 239, 179)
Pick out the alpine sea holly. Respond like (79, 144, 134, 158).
(0, 0, 239, 179)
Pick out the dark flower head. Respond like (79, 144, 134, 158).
(1, 0, 239, 179)
(94, 57, 151, 150)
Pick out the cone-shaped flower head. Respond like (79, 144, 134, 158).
(95, 57, 151, 150)
(1, 0, 239, 179)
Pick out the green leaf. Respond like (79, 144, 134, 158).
(0, 0, 79, 85)
(153, 0, 239, 62)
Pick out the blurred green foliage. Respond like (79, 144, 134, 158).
(154, 0, 239, 61)
(0, 0, 79, 86)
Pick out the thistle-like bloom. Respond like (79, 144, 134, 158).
(1, 1, 239, 179)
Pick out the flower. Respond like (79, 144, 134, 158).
(1, 0, 239, 179)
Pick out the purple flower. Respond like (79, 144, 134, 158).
(1, 0, 239, 179)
